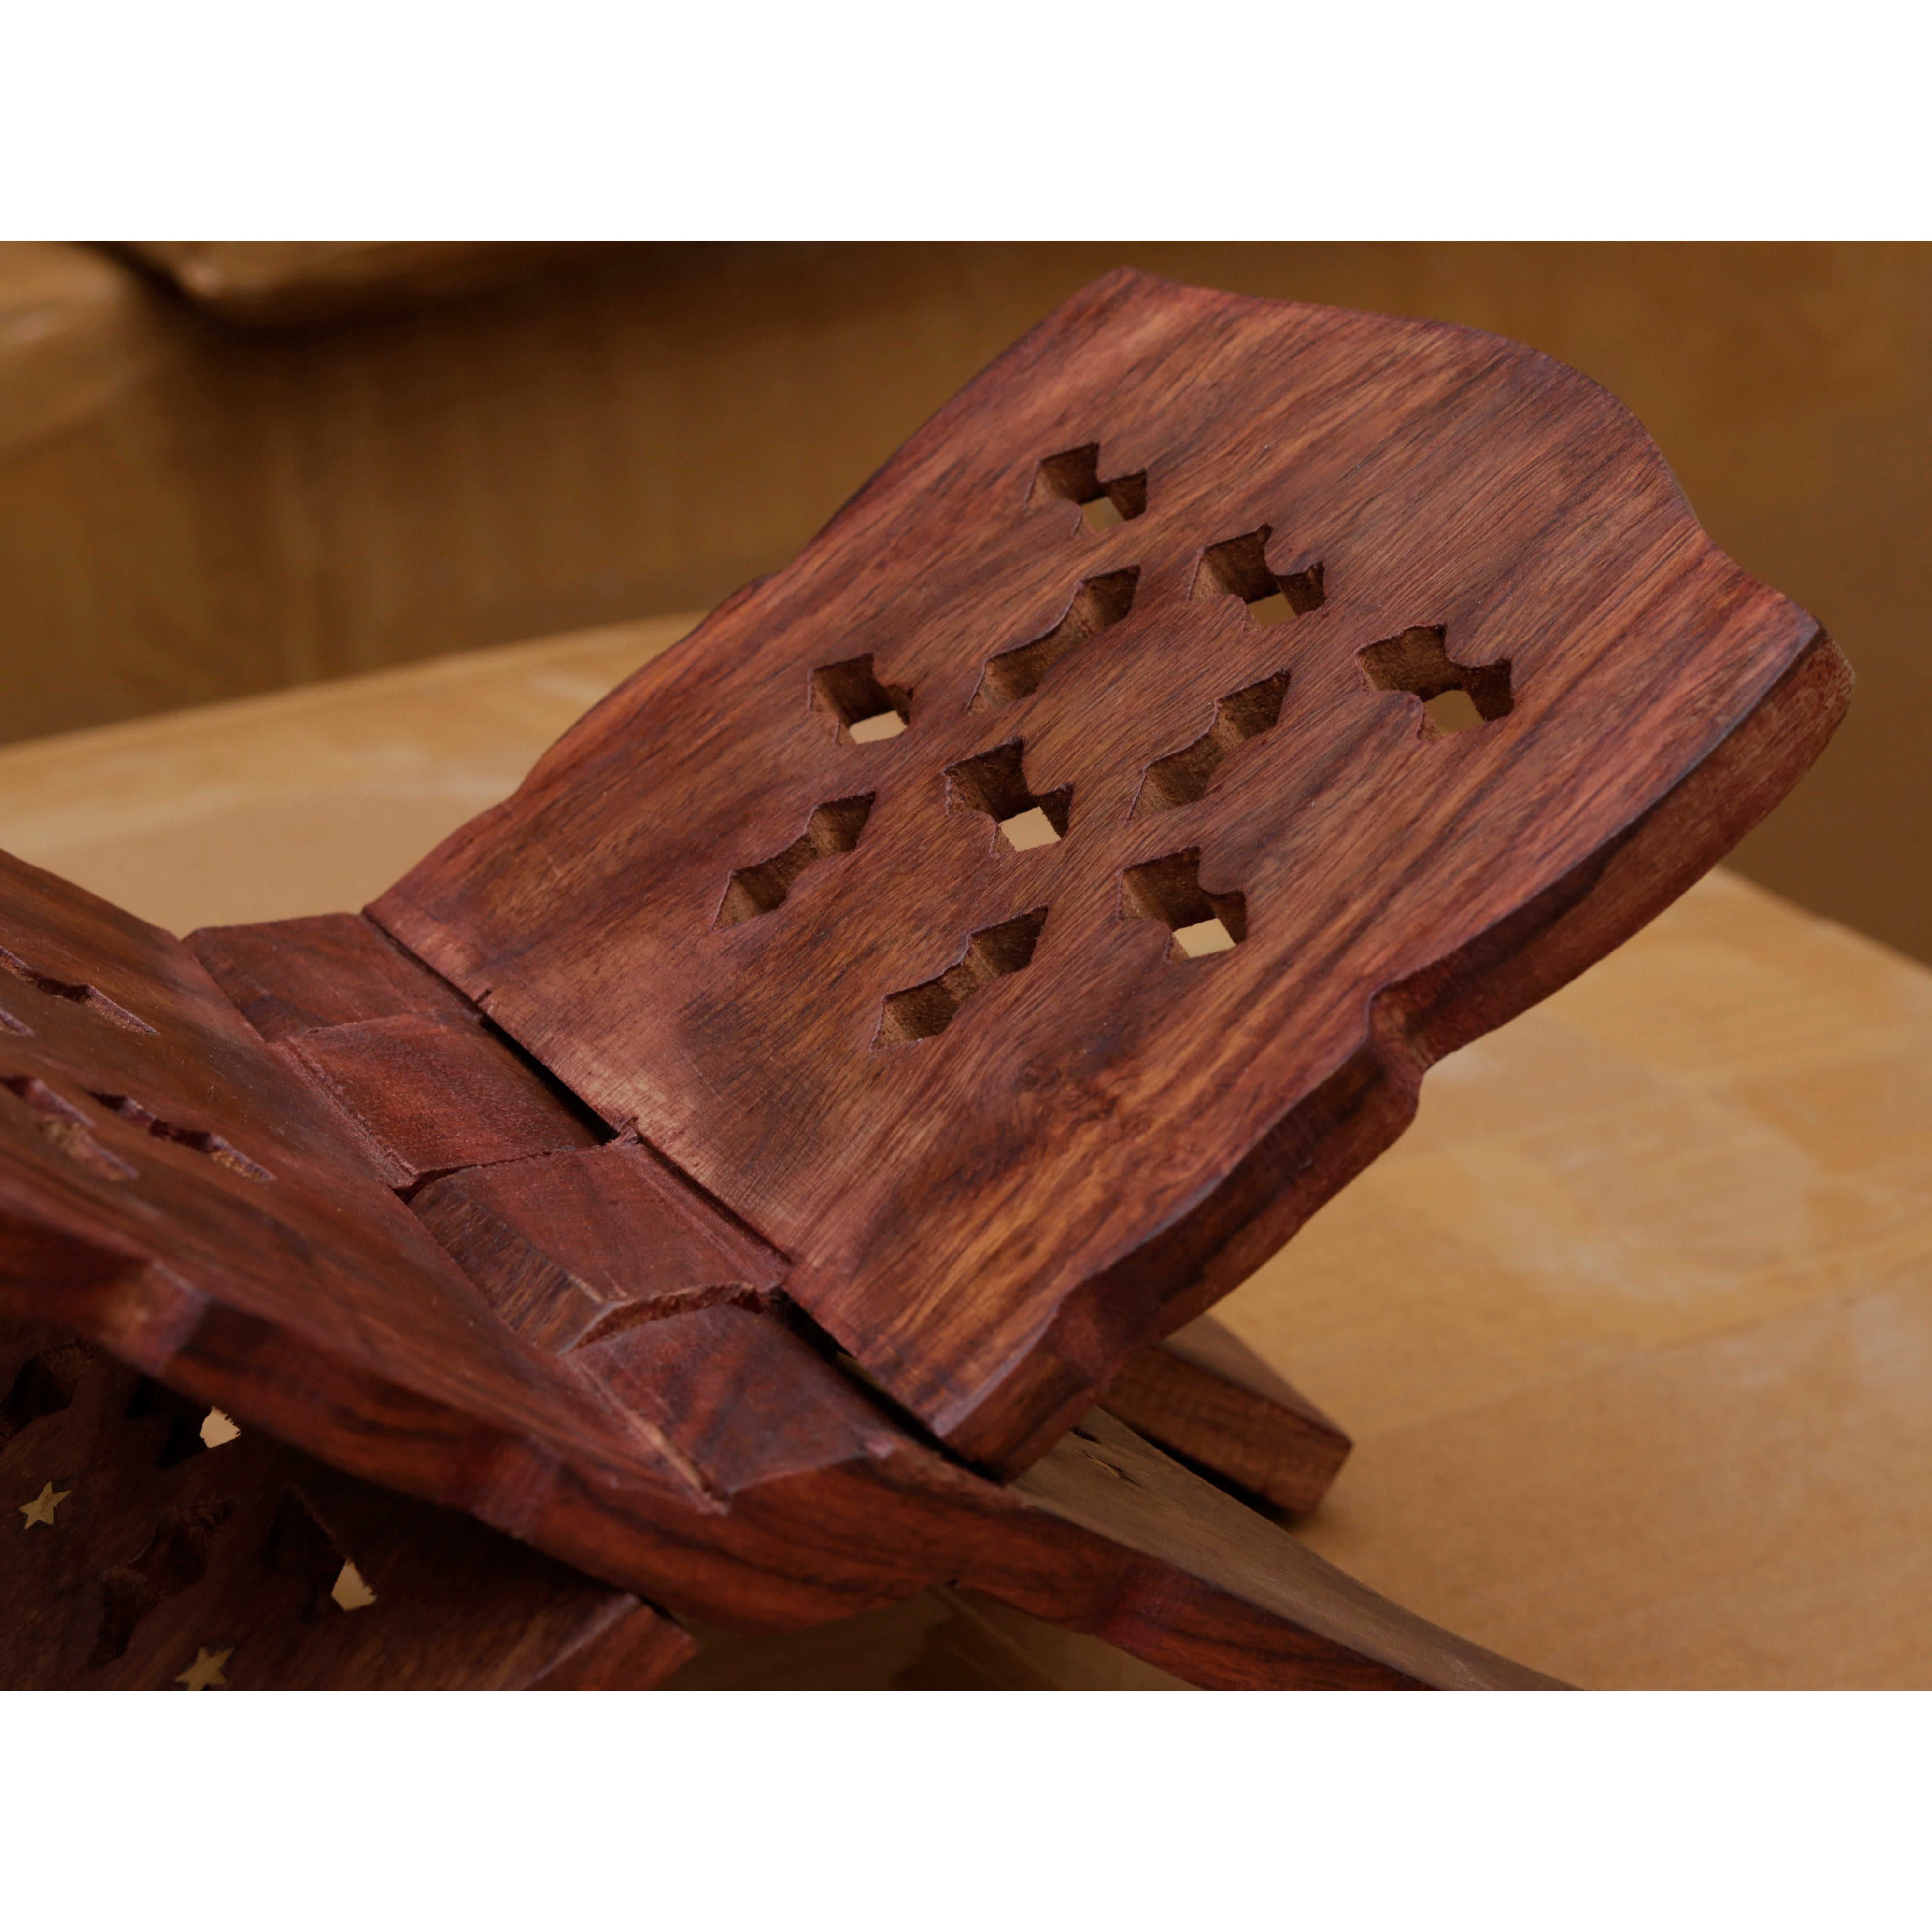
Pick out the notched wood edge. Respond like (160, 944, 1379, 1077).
(0, 1198, 1571, 1685)
(945, 627, 1853, 1474)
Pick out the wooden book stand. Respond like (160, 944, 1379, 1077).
(0, 271, 1848, 1690)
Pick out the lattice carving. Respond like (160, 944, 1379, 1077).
(945, 741, 1072, 851)
(975, 569, 1139, 707)
(1193, 527, 1325, 628)
(1120, 850, 1247, 960)
(1031, 444, 1149, 532)
(1358, 625, 1514, 736)
(875, 908, 1050, 1047)
(1132, 672, 1290, 820)
(716, 795, 876, 927)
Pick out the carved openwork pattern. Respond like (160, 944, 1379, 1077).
(0, 945, 154, 1034)
(0, 1335, 381, 1687)
(974, 568, 1140, 707)
(716, 795, 875, 927)
(1359, 625, 1515, 736)
(717, 449, 1511, 1053)
(1030, 443, 1148, 532)
(369, 269, 1833, 1476)
(0, 1073, 276, 1184)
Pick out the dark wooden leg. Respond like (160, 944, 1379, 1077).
(1103, 1312, 1351, 1513)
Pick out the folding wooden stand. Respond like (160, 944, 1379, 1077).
(0, 271, 1848, 1690)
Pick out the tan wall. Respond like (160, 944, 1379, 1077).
(0, 241, 1924, 961)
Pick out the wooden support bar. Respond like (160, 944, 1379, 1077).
(1103, 1313, 1351, 1513)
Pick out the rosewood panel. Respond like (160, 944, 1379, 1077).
(0, 1320, 695, 1689)
(369, 269, 1848, 1471)
(0, 273, 1853, 1689)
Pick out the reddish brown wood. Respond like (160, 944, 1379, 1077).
(0, 272, 1853, 1689)
(562, 1303, 1563, 1688)
(280, 1013, 602, 1192)
(369, 268, 1849, 1475)
(1103, 1313, 1351, 1513)
(191, 911, 606, 1193)
(411, 1143, 786, 1350)
(0, 848, 1560, 1686)
(189, 910, 482, 1041)
(526, 1598, 699, 1690)
(0, 1319, 694, 1689)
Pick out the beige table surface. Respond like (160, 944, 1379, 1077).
(5, 613, 1928, 1690)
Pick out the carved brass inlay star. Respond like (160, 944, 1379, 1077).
(17, 1481, 71, 1528)
(175, 1647, 232, 1690)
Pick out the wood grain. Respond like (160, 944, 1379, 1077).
(0, 273, 1854, 1688)
(0, 1318, 694, 1689)
(0, 842, 1555, 1685)
(371, 268, 1849, 1473)
(411, 1143, 787, 1350)
(188, 909, 485, 1039)
(1, 241, 1918, 981)
(559, 1303, 1564, 1688)
(0, 620, 1914, 1688)
(1102, 1312, 1351, 1513)
(280, 1013, 604, 1192)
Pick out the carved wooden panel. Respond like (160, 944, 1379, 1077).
(0, 1319, 695, 1688)
(0, 858, 1566, 1685)
(371, 268, 1848, 1472)
(0, 857, 712, 1548)
(0, 273, 1854, 1689)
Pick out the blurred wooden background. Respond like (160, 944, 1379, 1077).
(1, 241, 1924, 962)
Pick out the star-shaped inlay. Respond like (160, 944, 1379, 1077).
(332, 1560, 378, 1611)
(175, 1647, 232, 1690)
(17, 1480, 71, 1529)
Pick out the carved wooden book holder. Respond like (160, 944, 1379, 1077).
(0, 271, 1848, 1690)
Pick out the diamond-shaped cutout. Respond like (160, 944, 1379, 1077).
(1358, 625, 1513, 736)
(89, 1090, 276, 1182)
(945, 741, 1072, 851)
(1031, 444, 1147, 530)
(1193, 526, 1324, 626)
(975, 569, 1139, 708)
(1120, 849, 1247, 962)
(0, 1075, 135, 1181)
(875, 907, 1050, 1048)
(1131, 670, 1290, 820)
(263, 1488, 369, 1622)
(716, 794, 875, 927)
(811, 654, 912, 743)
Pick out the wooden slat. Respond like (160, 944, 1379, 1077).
(1103, 1313, 1351, 1513)
(189, 910, 484, 1040)
(412, 1143, 785, 1350)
